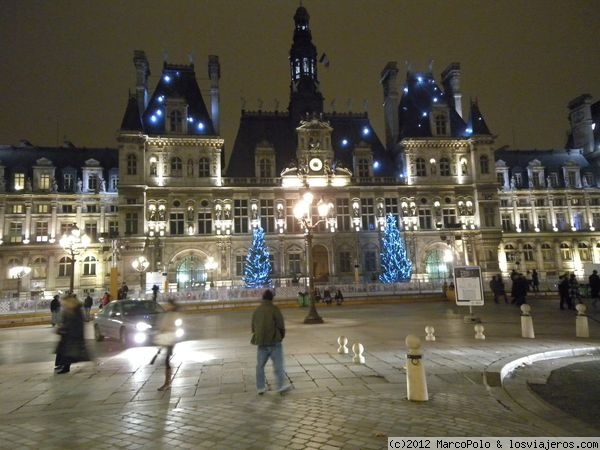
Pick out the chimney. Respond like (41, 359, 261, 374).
(441, 63, 462, 118)
(380, 61, 399, 152)
(208, 55, 221, 135)
(133, 50, 150, 116)
(568, 94, 594, 155)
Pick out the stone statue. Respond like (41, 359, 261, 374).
(510, 177, 516, 190)
(99, 178, 106, 192)
(25, 178, 32, 192)
(77, 178, 83, 193)
(51, 178, 58, 193)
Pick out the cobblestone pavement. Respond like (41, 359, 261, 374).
(0, 297, 599, 449)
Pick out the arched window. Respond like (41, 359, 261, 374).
(439, 158, 450, 176)
(523, 244, 534, 261)
(83, 256, 97, 276)
(415, 158, 426, 176)
(357, 159, 370, 178)
(560, 243, 572, 261)
(480, 155, 489, 174)
(504, 244, 516, 262)
(541, 243, 553, 261)
(31, 257, 47, 279)
(187, 159, 194, 176)
(169, 110, 182, 132)
(578, 242, 591, 261)
(198, 158, 210, 177)
(259, 158, 272, 178)
(126, 154, 137, 176)
(170, 157, 182, 177)
(59, 257, 72, 277)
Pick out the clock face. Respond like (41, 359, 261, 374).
(309, 158, 323, 171)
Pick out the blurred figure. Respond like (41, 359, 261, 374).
(154, 299, 179, 391)
(531, 269, 540, 292)
(513, 273, 529, 306)
(323, 288, 332, 305)
(100, 291, 111, 309)
(489, 275, 499, 303)
(83, 293, 93, 321)
(496, 274, 507, 304)
(335, 289, 344, 305)
(50, 294, 61, 327)
(568, 273, 580, 310)
(589, 270, 600, 309)
(251, 290, 291, 395)
(151, 284, 159, 302)
(54, 294, 90, 374)
(558, 275, 570, 310)
(121, 282, 129, 299)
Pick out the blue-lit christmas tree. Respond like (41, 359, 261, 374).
(243, 226, 272, 288)
(379, 214, 412, 283)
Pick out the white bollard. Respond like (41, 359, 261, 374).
(576, 304, 590, 338)
(425, 325, 436, 341)
(474, 324, 486, 340)
(352, 343, 365, 364)
(337, 336, 349, 354)
(520, 304, 535, 339)
(405, 335, 428, 401)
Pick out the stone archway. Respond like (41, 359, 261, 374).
(312, 244, 329, 282)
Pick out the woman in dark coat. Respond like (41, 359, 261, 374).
(55, 294, 90, 374)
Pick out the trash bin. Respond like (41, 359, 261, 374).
(297, 292, 308, 307)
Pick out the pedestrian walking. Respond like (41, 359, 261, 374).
(54, 294, 90, 374)
(154, 298, 179, 391)
(531, 269, 540, 292)
(83, 294, 93, 321)
(489, 275, 499, 303)
(152, 284, 159, 302)
(496, 274, 507, 304)
(568, 273, 581, 310)
(335, 289, 344, 305)
(50, 294, 61, 327)
(558, 275, 570, 310)
(121, 282, 129, 299)
(589, 270, 600, 308)
(513, 273, 529, 306)
(251, 289, 291, 395)
(323, 288, 332, 305)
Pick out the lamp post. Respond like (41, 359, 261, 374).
(59, 224, 90, 294)
(132, 256, 150, 296)
(293, 191, 334, 324)
(9, 265, 31, 299)
(205, 256, 218, 287)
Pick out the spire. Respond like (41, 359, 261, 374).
(467, 100, 491, 136)
(120, 94, 143, 131)
(288, 5, 323, 125)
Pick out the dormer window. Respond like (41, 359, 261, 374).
(169, 110, 183, 133)
(357, 159, 370, 178)
(39, 173, 51, 190)
(258, 158, 272, 178)
(434, 114, 448, 135)
(14, 173, 25, 191)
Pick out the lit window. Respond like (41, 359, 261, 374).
(14, 173, 25, 191)
(83, 256, 97, 276)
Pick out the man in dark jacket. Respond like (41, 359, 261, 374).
(588, 270, 600, 308)
(558, 275, 570, 310)
(251, 290, 291, 395)
(83, 294, 93, 321)
(50, 294, 61, 327)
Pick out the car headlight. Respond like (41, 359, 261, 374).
(136, 322, 152, 331)
(175, 328, 184, 338)
(174, 318, 182, 327)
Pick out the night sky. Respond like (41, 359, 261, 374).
(1, 0, 598, 165)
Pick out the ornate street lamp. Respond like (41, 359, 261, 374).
(59, 224, 90, 294)
(131, 256, 150, 296)
(205, 256, 218, 287)
(293, 191, 334, 324)
(9, 265, 31, 299)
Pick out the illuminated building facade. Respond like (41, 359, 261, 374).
(0, 6, 598, 298)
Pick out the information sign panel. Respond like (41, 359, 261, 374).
(453, 266, 484, 306)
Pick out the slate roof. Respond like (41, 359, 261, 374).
(139, 63, 215, 136)
(397, 71, 469, 139)
(495, 148, 597, 187)
(120, 95, 143, 131)
(467, 101, 491, 136)
(226, 111, 398, 179)
(0, 143, 118, 192)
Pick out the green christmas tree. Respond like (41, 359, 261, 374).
(379, 214, 412, 283)
(243, 226, 272, 288)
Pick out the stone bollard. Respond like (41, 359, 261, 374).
(337, 336, 349, 354)
(352, 343, 365, 364)
(474, 324, 486, 340)
(405, 335, 429, 401)
(425, 326, 436, 341)
(576, 304, 590, 338)
(520, 304, 535, 339)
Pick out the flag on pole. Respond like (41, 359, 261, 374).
(319, 53, 330, 68)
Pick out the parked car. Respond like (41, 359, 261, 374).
(94, 300, 171, 346)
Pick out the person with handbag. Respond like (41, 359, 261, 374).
(54, 294, 90, 374)
(155, 299, 179, 391)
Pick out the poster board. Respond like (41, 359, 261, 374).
(453, 266, 484, 306)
